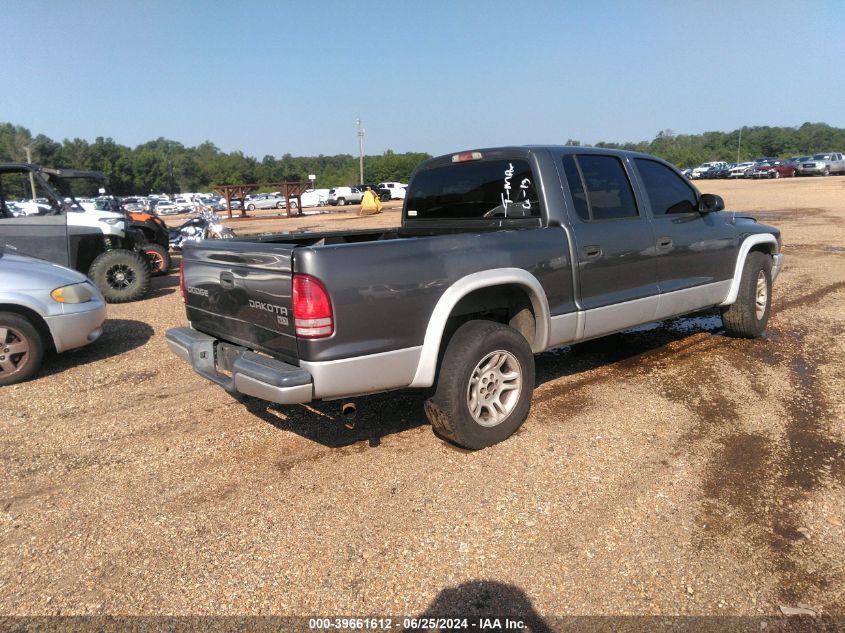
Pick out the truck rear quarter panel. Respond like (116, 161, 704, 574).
(294, 227, 575, 363)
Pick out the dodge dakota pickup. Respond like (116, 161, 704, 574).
(166, 146, 784, 449)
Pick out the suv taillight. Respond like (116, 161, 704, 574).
(292, 274, 334, 338)
(179, 259, 187, 303)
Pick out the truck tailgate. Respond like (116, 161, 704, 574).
(182, 240, 298, 362)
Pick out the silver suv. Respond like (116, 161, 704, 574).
(795, 152, 845, 176)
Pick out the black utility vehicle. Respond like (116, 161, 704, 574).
(167, 146, 784, 449)
(0, 163, 151, 302)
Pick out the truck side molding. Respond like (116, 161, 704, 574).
(408, 268, 551, 389)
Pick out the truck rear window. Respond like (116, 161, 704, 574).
(405, 159, 540, 220)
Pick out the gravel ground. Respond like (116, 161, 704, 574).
(2, 177, 844, 621)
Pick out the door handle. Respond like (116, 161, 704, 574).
(657, 237, 673, 249)
(583, 245, 602, 259)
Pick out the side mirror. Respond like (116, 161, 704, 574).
(699, 193, 725, 213)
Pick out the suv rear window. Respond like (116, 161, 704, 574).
(406, 159, 540, 220)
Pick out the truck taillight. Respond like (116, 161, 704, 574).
(292, 274, 334, 338)
(179, 259, 186, 303)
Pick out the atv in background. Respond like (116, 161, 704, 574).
(0, 163, 151, 303)
(82, 196, 171, 275)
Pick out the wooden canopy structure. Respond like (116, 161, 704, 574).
(213, 181, 310, 218)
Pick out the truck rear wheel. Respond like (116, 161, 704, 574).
(337, 198, 346, 206)
(424, 320, 535, 450)
(720, 251, 772, 338)
(0, 312, 44, 386)
(89, 249, 151, 303)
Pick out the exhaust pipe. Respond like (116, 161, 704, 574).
(341, 400, 357, 428)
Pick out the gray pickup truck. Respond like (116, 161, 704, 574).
(166, 146, 784, 449)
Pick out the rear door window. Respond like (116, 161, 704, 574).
(405, 159, 540, 219)
(562, 154, 638, 221)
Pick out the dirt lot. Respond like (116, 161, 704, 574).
(2, 177, 844, 621)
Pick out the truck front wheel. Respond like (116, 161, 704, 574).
(424, 320, 535, 449)
(89, 249, 151, 303)
(720, 251, 772, 338)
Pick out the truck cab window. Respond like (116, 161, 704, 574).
(562, 154, 638, 221)
(634, 158, 697, 215)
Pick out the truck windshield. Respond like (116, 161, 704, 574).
(405, 159, 540, 220)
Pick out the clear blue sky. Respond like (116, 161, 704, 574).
(2, 1, 843, 158)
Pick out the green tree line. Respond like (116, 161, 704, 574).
(583, 122, 845, 168)
(2, 121, 844, 195)
(0, 123, 431, 196)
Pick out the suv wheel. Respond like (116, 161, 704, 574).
(0, 312, 44, 386)
(89, 249, 151, 303)
(337, 197, 346, 206)
(424, 320, 535, 450)
(247, 203, 256, 210)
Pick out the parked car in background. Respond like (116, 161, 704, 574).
(786, 156, 812, 168)
(327, 186, 363, 206)
(154, 200, 178, 215)
(750, 160, 796, 179)
(710, 164, 734, 179)
(376, 181, 408, 199)
(10, 199, 52, 215)
(0, 250, 107, 385)
(700, 165, 723, 179)
(173, 197, 195, 213)
(752, 157, 778, 165)
(729, 162, 756, 178)
(244, 193, 287, 210)
(691, 162, 728, 179)
(680, 168, 693, 179)
(795, 152, 845, 176)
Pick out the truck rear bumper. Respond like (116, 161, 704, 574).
(165, 327, 313, 404)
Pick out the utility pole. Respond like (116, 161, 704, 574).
(737, 126, 743, 163)
(24, 146, 37, 199)
(357, 117, 364, 184)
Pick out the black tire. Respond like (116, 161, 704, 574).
(247, 204, 256, 210)
(380, 193, 390, 202)
(337, 197, 346, 206)
(289, 200, 298, 209)
(0, 312, 44, 386)
(276, 202, 284, 209)
(88, 249, 151, 304)
(720, 251, 772, 338)
(141, 243, 171, 276)
(823, 166, 830, 176)
(424, 320, 535, 450)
